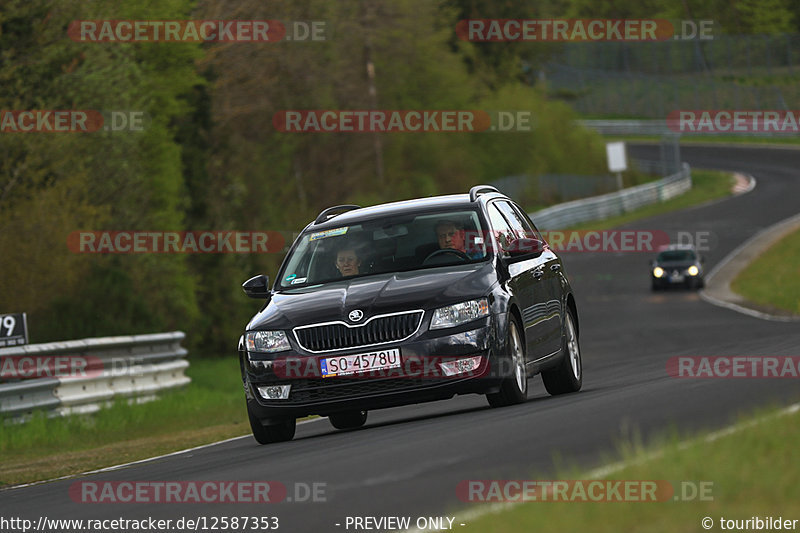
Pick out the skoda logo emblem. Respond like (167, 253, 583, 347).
(348, 309, 364, 322)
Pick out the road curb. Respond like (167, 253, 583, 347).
(701, 211, 800, 322)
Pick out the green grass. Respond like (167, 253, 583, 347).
(731, 227, 800, 315)
(465, 405, 800, 533)
(0, 357, 251, 486)
(563, 169, 734, 231)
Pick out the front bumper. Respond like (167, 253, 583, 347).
(243, 317, 507, 421)
(652, 271, 703, 285)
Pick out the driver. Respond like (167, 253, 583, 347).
(435, 220, 466, 252)
(434, 219, 482, 259)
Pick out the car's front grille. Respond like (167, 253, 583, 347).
(288, 377, 441, 403)
(293, 311, 423, 352)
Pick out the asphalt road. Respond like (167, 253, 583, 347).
(3, 144, 800, 532)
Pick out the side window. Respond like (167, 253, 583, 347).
(496, 201, 536, 240)
(487, 203, 515, 255)
(515, 205, 545, 242)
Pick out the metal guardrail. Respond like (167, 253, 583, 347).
(0, 332, 189, 420)
(529, 163, 691, 230)
(580, 119, 800, 138)
(580, 119, 674, 136)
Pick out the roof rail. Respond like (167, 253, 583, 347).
(469, 185, 501, 202)
(314, 204, 362, 225)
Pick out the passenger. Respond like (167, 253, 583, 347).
(335, 247, 361, 277)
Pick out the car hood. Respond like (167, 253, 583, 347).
(247, 262, 495, 330)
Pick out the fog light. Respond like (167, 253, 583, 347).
(257, 384, 291, 400)
(439, 356, 483, 377)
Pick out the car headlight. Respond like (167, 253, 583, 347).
(246, 330, 291, 353)
(687, 265, 699, 276)
(430, 298, 489, 330)
(653, 267, 665, 278)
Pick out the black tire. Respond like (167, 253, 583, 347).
(247, 404, 296, 444)
(486, 316, 527, 408)
(542, 307, 582, 395)
(651, 281, 660, 291)
(329, 410, 368, 430)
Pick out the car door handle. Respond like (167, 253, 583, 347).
(533, 270, 544, 280)
(550, 264, 561, 271)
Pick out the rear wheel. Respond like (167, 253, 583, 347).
(329, 410, 368, 430)
(247, 404, 296, 444)
(542, 307, 582, 395)
(486, 317, 527, 408)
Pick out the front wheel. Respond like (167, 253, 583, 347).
(247, 404, 296, 444)
(329, 410, 368, 430)
(542, 307, 582, 395)
(486, 317, 527, 408)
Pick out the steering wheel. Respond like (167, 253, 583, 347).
(423, 248, 471, 265)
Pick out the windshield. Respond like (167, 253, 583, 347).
(278, 210, 489, 289)
(657, 250, 696, 262)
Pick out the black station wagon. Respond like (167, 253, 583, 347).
(239, 186, 582, 443)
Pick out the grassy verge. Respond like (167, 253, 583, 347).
(563, 169, 734, 231)
(465, 405, 800, 533)
(0, 358, 252, 487)
(731, 227, 800, 315)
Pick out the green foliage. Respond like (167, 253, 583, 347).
(1, 0, 611, 357)
(564, 0, 798, 35)
(0, 0, 201, 343)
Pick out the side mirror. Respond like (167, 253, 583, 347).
(242, 274, 271, 299)
(699, 255, 706, 263)
(507, 237, 544, 259)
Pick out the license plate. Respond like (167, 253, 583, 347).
(321, 348, 401, 378)
(669, 274, 684, 283)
